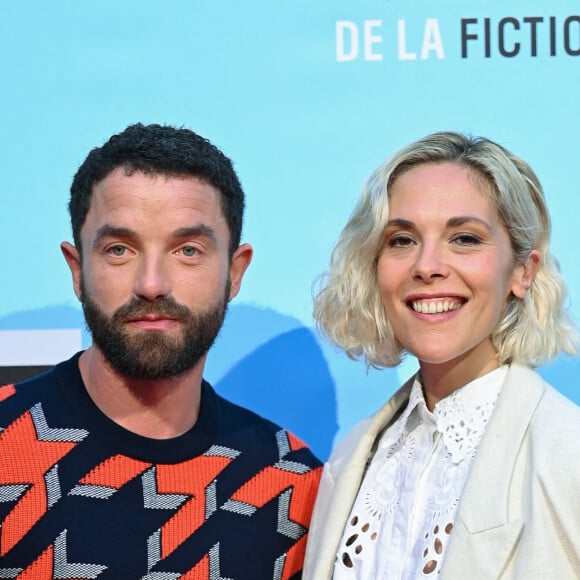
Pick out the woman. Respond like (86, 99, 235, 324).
(304, 132, 580, 579)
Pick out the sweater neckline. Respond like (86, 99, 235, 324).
(53, 351, 218, 464)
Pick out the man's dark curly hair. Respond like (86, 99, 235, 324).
(69, 123, 245, 257)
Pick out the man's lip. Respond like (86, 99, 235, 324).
(125, 314, 178, 322)
(124, 316, 180, 330)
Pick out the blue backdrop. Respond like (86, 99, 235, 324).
(1, 1, 579, 459)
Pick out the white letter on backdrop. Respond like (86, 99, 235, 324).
(336, 21, 359, 61)
(421, 19, 445, 59)
(398, 19, 417, 60)
(364, 20, 383, 61)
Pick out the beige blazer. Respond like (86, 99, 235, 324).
(304, 364, 580, 579)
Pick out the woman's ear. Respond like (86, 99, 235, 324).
(511, 250, 540, 299)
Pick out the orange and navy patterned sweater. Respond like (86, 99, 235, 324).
(0, 352, 322, 579)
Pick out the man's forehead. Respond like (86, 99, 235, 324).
(90, 169, 220, 206)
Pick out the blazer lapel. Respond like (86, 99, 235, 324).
(307, 380, 413, 579)
(441, 365, 545, 579)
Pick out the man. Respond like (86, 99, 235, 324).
(0, 124, 321, 579)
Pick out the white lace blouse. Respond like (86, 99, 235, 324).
(333, 366, 507, 579)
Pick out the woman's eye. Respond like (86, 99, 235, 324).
(453, 233, 481, 245)
(388, 235, 414, 247)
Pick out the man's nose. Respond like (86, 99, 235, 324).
(132, 254, 172, 301)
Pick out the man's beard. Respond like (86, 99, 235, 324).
(80, 279, 229, 380)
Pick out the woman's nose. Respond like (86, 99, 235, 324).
(411, 244, 450, 283)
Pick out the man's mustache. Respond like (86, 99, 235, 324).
(110, 297, 192, 322)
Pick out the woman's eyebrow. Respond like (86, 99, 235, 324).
(446, 216, 492, 230)
(386, 216, 493, 230)
(385, 218, 414, 229)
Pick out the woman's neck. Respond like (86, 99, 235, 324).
(419, 351, 501, 412)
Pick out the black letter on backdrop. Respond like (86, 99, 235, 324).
(461, 18, 478, 58)
(564, 16, 580, 55)
(524, 17, 543, 56)
(499, 17, 520, 57)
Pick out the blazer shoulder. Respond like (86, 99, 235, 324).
(508, 364, 580, 425)
(510, 365, 580, 472)
(531, 379, 580, 446)
(326, 380, 413, 477)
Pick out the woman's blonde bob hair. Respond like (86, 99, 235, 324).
(314, 131, 578, 368)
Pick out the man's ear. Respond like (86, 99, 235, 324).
(511, 249, 540, 299)
(61, 242, 82, 301)
(228, 243, 253, 301)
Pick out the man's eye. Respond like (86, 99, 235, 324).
(181, 246, 200, 257)
(109, 245, 126, 256)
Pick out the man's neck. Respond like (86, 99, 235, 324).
(78, 346, 204, 439)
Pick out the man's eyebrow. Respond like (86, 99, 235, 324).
(93, 225, 136, 246)
(94, 224, 217, 241)
(173, 225, 217, 242)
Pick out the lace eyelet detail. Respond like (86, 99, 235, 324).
(338, 512, 378, 570)
(421, 522, 454, 575)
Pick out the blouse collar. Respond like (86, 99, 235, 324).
(389, 366, 507, 464)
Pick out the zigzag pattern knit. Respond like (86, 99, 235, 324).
(0, 353, 322, 579)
